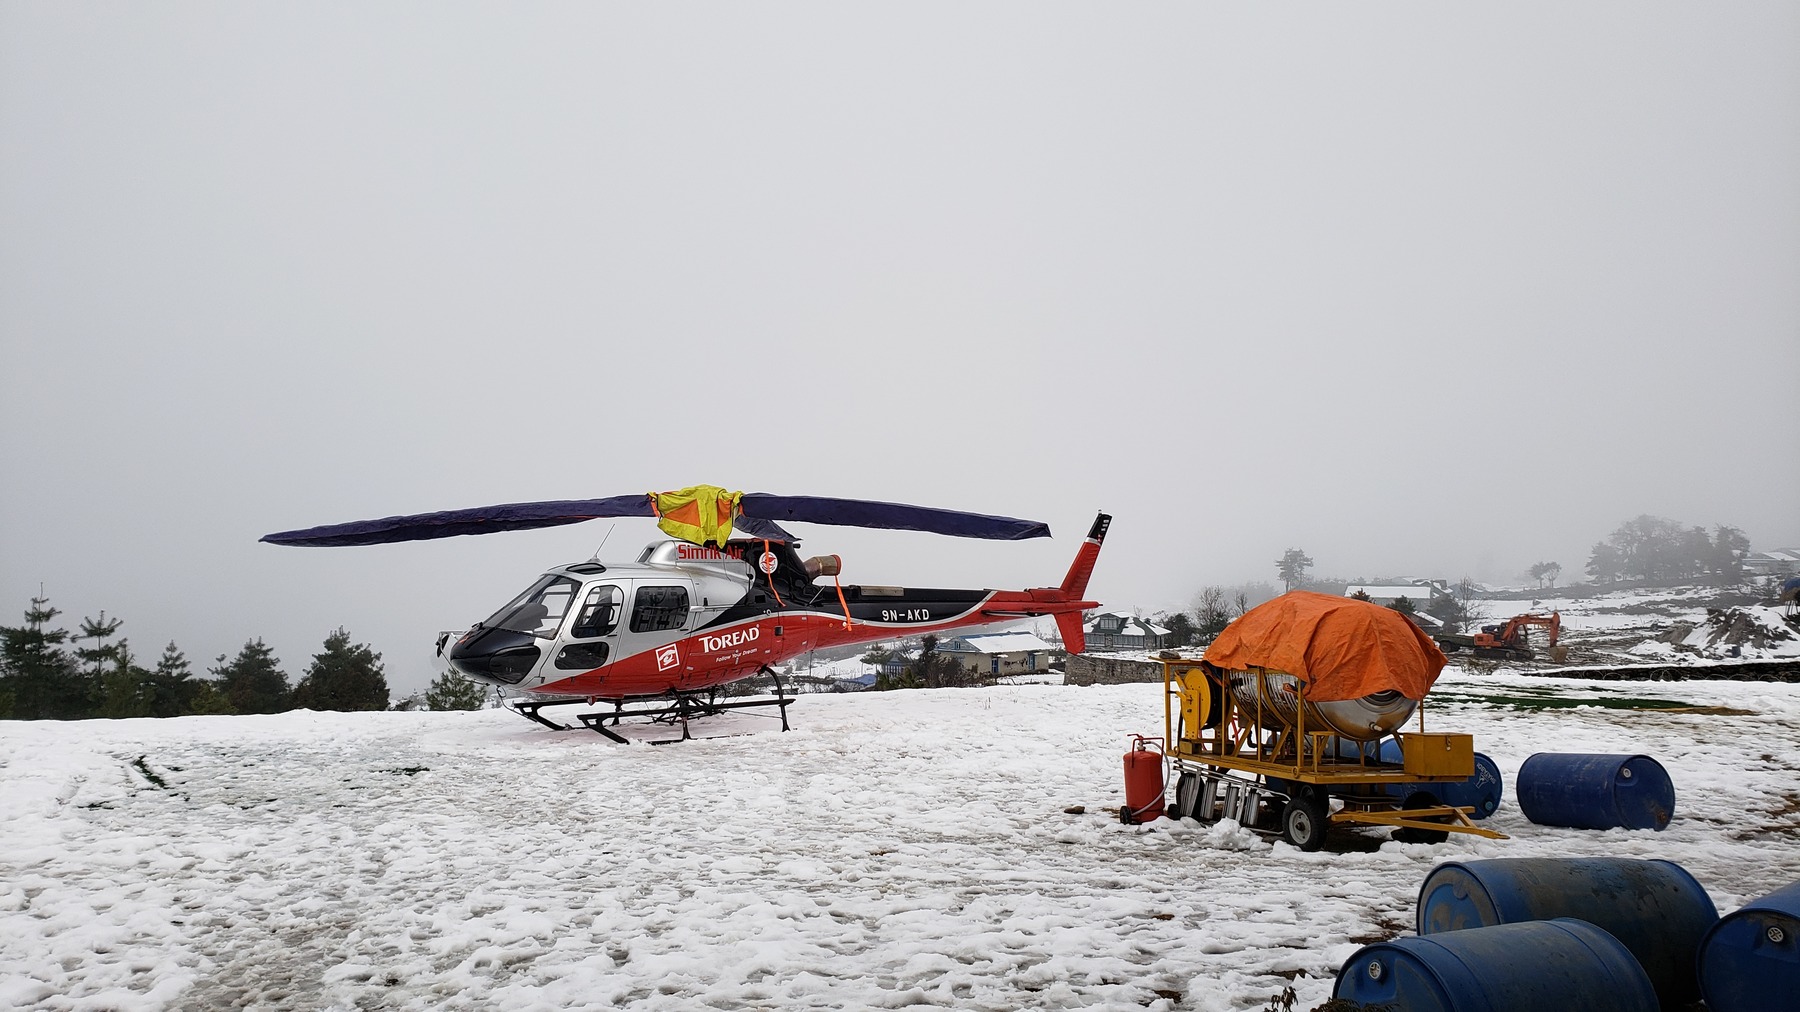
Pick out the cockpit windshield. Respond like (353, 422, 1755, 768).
(482, 574, 579, 638)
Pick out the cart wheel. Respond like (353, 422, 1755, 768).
(1281, 788, 1329, 851)
(1393, 791, 1451, 844)
(1262, 778, 1294, 827)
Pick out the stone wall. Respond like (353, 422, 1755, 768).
(1064, 653, 1167, 686)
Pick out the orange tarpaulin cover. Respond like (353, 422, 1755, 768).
(1202, 591, 1448, 702)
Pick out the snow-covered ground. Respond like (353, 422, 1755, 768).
(5, 669, 1800, 1012)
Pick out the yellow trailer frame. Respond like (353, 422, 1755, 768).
(1157, 657, 1507, 849)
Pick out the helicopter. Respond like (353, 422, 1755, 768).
(262, 486, 1111, 741)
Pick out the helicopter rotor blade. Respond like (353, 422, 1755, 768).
(731, 514, 798, 542)
(740, 494, 1050, 540)
(259, 495, 654, 547)
(262, 490, 1052, 547)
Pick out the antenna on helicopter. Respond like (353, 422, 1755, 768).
(590, 525, 615, 561)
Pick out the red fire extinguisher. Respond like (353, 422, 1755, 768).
(1121, 735, 1166, 824)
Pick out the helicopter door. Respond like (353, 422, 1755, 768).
(551, 583, 623, 673)
(618, 582, 693, 671)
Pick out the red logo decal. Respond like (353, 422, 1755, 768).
(655, 644, 680, 671)
(758, 551, 778, 575)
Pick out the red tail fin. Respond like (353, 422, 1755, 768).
(1060, 513, 1111, 598)
(1055, 612, 1087, 655)
(1055, 513, 1110, 654)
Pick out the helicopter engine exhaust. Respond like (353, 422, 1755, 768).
(804, 554, 842, 580)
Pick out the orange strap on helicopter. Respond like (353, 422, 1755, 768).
(761, 539, 784, 607)
(833, 574, 854, 630)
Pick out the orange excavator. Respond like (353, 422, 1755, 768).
(1437, 611, 1561, 661)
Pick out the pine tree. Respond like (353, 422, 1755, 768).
(74, 613, 124, 714)
(1276, 549, 1314, 592)
(147, 642, 196, 717)
(212, 639, 290, 714)
(99, 643, 153, 719)
(1160, 611, 1196, 648)
(186, 680, 238, 715)
(75, 612, 124, 678)
(425, 670, 488, 710)
(1, 596, 85, 719)
(291, 629, 389, 711)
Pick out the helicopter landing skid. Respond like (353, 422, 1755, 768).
(508, 697, 580, 731)
(510, 669, 795, 744)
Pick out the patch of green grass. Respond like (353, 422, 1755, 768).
(130, 755, 169, 790)
(1440, 692, 1696, 711)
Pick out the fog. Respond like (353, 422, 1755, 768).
(3, 4, 1796, 696)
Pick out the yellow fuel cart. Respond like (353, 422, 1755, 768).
(1148, 593, 1509, 851)
(1157, 658, 1507, 849)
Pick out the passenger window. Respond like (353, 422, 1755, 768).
(555, 641, 609, 671)
(570, 585, 623, 639)
(630, 585, 690, 633)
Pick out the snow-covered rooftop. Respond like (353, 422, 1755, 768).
(1084, 612, 1172, 636)
(942, 632, 1054, 654)
(1345, 584, 1440, 600)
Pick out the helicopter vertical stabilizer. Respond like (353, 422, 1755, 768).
(1060, 513, 1111, 599)
(1053, 513, 1111, 655)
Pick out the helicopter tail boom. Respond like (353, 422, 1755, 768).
(976, 512, 1111, 654)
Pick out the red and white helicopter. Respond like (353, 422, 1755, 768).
(262, 486, 1110, 741)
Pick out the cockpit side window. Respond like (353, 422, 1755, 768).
(487, 575, 578, 637)
(570, 584, 623, 639)
(630, 585, 690, 633)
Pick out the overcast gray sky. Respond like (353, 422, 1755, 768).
(4, 3, 1796, 696)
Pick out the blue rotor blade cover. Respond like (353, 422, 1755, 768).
(263, 492, 1051, 547)
(740, 494, 1050, 540)
(260, 495, 654, 547)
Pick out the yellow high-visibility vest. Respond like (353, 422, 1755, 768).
(650, 485, 742, 546)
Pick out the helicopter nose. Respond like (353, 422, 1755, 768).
(446, 626, 542, 685)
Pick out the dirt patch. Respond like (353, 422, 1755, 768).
(1435, 691, 1723, 712)
(1519, 658, 1800, 682)
(1728, 791, 1800, 841)
(1649, 606, 1800, 660)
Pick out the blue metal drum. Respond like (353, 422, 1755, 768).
(1516, 752, 1675, 831)
(1696, 879, 1800, 1012)
(1333, 918, 1658, 1012)
(1416, 857, 1718, 1009)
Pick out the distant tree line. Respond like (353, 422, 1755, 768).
(1585, 516, 1750, 586)
(1156, 582, 1280, 648)
(0, 595, 487, 720)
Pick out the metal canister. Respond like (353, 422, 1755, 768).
(1696, 879, 1800, 1012)
(1226, 668, 1417, 741)
(1416, 857, 1718, 1009)
(1334, 918, 1658, 1011)
(1516, 752, 1675, 831)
